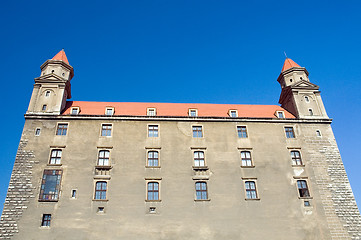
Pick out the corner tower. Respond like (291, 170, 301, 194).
(277, 58, 328, 119)
(27, 50, 74, 114)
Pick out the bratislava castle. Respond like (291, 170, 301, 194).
(0, 50, 360, 240)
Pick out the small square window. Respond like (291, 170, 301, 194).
(304, 201, 311, 207)
(148, 125, 159, 137)
(147, 108, 156, 116)
(189, 109, 198, 117)
(35, 128, 41, 136)
(56, 123, 68, 136)
(308, 109, 313, 116)
(101, 124, 112, 136)
(192, 126, 203, 138)
(97, 207, 105, 213)
(105, 108, 114, 116)
(237, 126, 248, 138)
(285, 127, 295, 138)
(229, 110, 238, 117)
(71, 107, 79, 115)
(149, 207, 156, 213)
(41, 214, 51, 227)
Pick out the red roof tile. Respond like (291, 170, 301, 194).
(281, 58, 300, 72)
(52, 49, 69, 65)
(62, 101, 295, 118)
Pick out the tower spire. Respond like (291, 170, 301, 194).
(52, 49, 69, 65)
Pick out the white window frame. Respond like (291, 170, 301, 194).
(100, 123, 113, 137)
(147, 108, 157, 116)
(147, 124, 159, 138)
(105, 107, 114, 116)
(229, 110, 238, 117)
(71, 107, 80, 115)
(188, 109, 198, 117)
(276, 111, 285, 118)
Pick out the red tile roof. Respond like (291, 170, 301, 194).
(52, 49, 69, 65)
(62, 101, 295, 118)
(281, 58, 300, 72)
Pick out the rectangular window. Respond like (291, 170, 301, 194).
(285, 127, 295, 138)
(147, 151, 159, 167)
(237, 126, 248, 138)
(189, 109, 198, 117)
(49, 149, 62, 165)
(297, 180, 310, 198)
(39, 170, 62, 201)
(101, 124, 112, 136)
(241, 151, 252, 167)
(35, 128, 41, 136)
(41, 214, 51, 227)
(277, 111, 285, 118)
(291, 150, 303, 165)
(308, 109, 313, 116)
(195, 182, 208, 200)
(194, 151, 205, 167)
(245, 181, 258, 199)
(98, 150, 110, 166)
(42, 105, 47, 111)
(229, 110, 238, 117)
(71, 107, 79, 115)
(147, 108, 156, 116)
(105, 108, 114, 116)
(147, 182, 159, 201)
(148, 125, 159, 137)
(56, 123, 68, 136)
(192, 126, 203, 138)
(94, 181, 107, 200)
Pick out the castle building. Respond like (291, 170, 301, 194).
(0, 50, 360, 239)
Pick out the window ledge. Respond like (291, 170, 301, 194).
(194, 199, 211, 202)
(94, 175, 111, 180)
(192, 166, 209, 170)
(145, 166, 161, 168)
(298, 197, 313, 199)
(292, 165, 305, 167)
(145, 200, 162, 202)
(95, 165, 112, 169)
(38, 199, 59, 202)
(245, 198, 260, 201)
(47, 164, 62, 166)
(241, 166, 255, 168)
(92, 199, 109, 202)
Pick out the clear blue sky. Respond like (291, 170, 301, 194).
(1, 1, 360, 210)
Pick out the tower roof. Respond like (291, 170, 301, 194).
(52, 49, 69, 65)
(281, 58, 301, 72)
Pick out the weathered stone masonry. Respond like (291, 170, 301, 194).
(0, 139, 35, 239)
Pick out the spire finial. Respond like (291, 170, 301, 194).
(284, 51, 288, 59)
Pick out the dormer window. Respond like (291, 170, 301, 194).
(276, 111, 285, 118)
(71, 107, 80, 115)
(105, 108, 114, 116)
(229, 110, 238, 117)
(147, 108, 156, 116)
(189, 109, 198, 117)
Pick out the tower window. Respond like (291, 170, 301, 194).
(291, 150, 303, 166)
(42, 105, 47, 111)
(101, 124, 112, 136)
(49, 149, 62, 165)
(245, 181, 258, 199)
(290, 79, 293, 82)
(35, 128, 41, 136)
(45, 91, 50, 97)
(195, 182, 208, 200)
(148, 125, 159, 137)
(147, 151, 159, 167)
(56, 123, 68, 136)
(241, 151, 253, 167)
(308, 109, 313, 116)
(192, 126, 203, 138)
(304, 96, 310, 102)
(297, 180, 310, 198)
(94, 181, 107, 200)
(316, 130, 322, 137)
(147, 182, 159, 201)
(41, 214, 51, 227)
(237, 126, 248, 138)
(98, 150, 110, 166)
(285, 127, 295, 138)
(39, 170, 62, 201)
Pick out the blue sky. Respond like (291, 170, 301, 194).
(0, 0, 360, 210)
